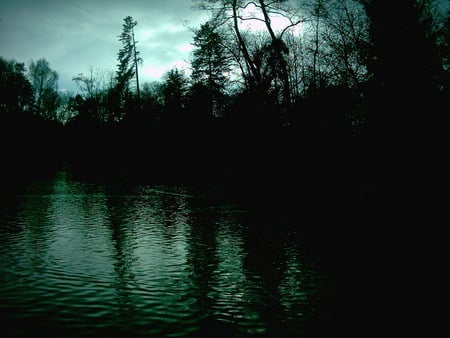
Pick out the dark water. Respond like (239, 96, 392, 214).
(0, 164, 336, 337)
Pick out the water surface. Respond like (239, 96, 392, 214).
(0, 164, 333, 337)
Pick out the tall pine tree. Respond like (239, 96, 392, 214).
(191, 22, 231, 117)
(116, 16, 142, 102)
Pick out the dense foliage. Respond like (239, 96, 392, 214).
(1, 1, 448, 187)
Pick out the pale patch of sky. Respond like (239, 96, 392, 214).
(0, 0, 208, 92)
(238, 1, 303, 34)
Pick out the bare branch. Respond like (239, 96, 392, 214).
(280, 19, 305, 38)
(236, 15, 267, 23)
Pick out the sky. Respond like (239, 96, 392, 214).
(0, 0, 210, 92)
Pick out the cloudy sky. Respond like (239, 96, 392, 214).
(0, 0, 209, 92)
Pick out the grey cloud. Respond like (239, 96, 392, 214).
(0, 0, 208, 91)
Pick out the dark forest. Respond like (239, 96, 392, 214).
(1, 0, 448, 203)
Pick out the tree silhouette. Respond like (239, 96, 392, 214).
(116, 16, 142, 106)
(191, 22, 231, 117)
(162, 68, 188, 128)
(28, 58, 59, 120)
(359, 0, 445, 141)
(0, 57, 34, 118)
(194, 0, 302, 105)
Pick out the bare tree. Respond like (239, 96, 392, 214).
(320, 0, 369, 88)
(28, 58, 60, 120)
(193, 0, 304, 107)
(72, 66, 106, 101)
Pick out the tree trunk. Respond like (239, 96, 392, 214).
(258, 0, 291, 108)
(232, 0, 260, 89)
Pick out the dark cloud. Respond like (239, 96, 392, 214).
(0, 0, 209, 91)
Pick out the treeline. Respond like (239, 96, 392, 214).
(1, 0, 449, 189)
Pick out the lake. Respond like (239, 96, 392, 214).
(0, 162, 339, 337)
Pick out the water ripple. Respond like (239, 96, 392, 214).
(0, 168, 330, 336)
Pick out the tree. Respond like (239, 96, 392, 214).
(71, 66, 114, 123)
(116, 16, 142, 101)
(194, 1, 301, 92)
(56, 90, 78, 125)
(72, 66, 106, 101)
(28, 58, 60, 120)
(309, 0, 326, 91)
(0, 57, 34, 117)
(351, 0, 450, 221)
(191, 21, 232, 117)
(162, 68, 188, 126)
(321, 0, 369, 88)
(141, 81, 164, 122)
(257, 0, 301, 108)
(358, 0, 445, 136)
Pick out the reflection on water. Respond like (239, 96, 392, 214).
(0, 164, 332, 337)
